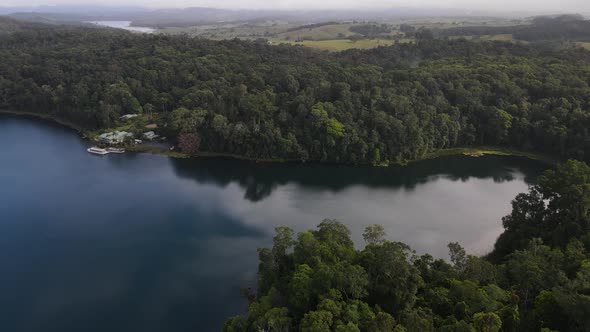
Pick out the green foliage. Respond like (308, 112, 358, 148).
(300, 310, 333, 332)
(362, 224, 386, 245)
(168, 107, 208, 134)
(4, 26, 590, 163)
(491, 160, 590, 259)
(473, 312, 502, 332)
(552, 260, 590, 331)
(361, 241, 422, 312)
(326, 118, 345, 138)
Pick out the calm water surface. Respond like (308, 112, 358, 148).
(0, 115, 547, 331)
(87, 21, 155, 33)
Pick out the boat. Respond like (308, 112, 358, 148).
(87, 147, 109, 155)
(106, 147, 125, 154)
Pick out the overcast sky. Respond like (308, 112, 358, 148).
(1, 0, 589, 14)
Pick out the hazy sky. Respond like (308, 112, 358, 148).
(1, 0, 589, 14)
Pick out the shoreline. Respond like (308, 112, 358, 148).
(0, 110, 558, 166)
(0, 110, 88, 135)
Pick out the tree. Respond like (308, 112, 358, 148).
(223, 316, 247, 332)
(473, 312, 502, 332)
(361, 241, 422, 312)
(366, 311, 397, 332)
(261, 307, 291, 332)
(401, 307, 434, 332)
(314, 219, 354, 249)
(168, 107, 208, 134)
(335, 322, 361, 332)
(273, 226, 295, 265)
(533, 290, 568, 330)
(448, 242, 468, 273)
(538, 160, 590, 222)
(289, 264, 315, 314)
(491, 160, 590, 261)
(341, 264, 369, 299)
(363, 224, 386, 245)
(177, 133, 201, 154)
(504, 240, 566, 308)
(553, 260, 590, 331)
(300, 310, 333, 332)
(327, 118, 345, 138)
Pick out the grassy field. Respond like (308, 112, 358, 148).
(278, 23, 356, 40)
(419, 146, 558, 165)
(278, 38, 408, 52)
(162, 21, 297, 39)
(450, 34, 514, 41)
(475, 34, 514, 41)
(576, 42, 590, 50)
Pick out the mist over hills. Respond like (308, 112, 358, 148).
(0, 5, 151, 24)
(0, 4, 571, 27)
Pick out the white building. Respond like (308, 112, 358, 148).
(143, 131, 160, 140)
(98, 131, 134, 144)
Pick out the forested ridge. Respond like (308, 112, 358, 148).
(435, 15, 590, 43)
(226, 160, 590, 331)
(1, 20, 590, 164)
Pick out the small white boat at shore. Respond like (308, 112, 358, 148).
(87, 147, 126, 155)
(106, 147, 125, 154)
(87, 147, 109, 155)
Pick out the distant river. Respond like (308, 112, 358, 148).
(87, 21, 155, 33)
(0, 115, 547, 331)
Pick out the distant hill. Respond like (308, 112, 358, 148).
(1, 5, 151, 25)
(128, 7, 509, 28)
(0, 16, 48, 33)
(0, 5, 521, 28)
(0, 5, 148, 16)
(2, 5, 583, 31)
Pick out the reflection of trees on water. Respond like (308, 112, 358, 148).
(169, 155, 547, 203)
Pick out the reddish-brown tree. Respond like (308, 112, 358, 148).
(178, 133, 201, 154)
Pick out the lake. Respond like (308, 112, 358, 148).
(87, 21, 155, 33)
(0, 115, 547, 331)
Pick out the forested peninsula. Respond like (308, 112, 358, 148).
(226, 160, 590, 331)
(1, 19, 590, 164)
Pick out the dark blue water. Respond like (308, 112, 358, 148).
(0, 115, 547, 331)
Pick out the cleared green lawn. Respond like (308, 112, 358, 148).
(450, 34, 514, 41)
(420, 146, 558, 165)
(480, 34, 514, 41)
(278, 23, 356, 40)
(280, 39, 407, 52)
(577, 42, 590, 50)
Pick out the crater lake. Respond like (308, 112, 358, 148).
(0, 114, 547, 331)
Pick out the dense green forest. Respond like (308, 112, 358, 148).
(225, 160, 590, 331)
(1, 18, 590, 164)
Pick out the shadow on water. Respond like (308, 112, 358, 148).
(169, 155, 547, 202)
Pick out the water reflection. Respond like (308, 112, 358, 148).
(169, 155, 544, 202)
(164, 154, 547, 259)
